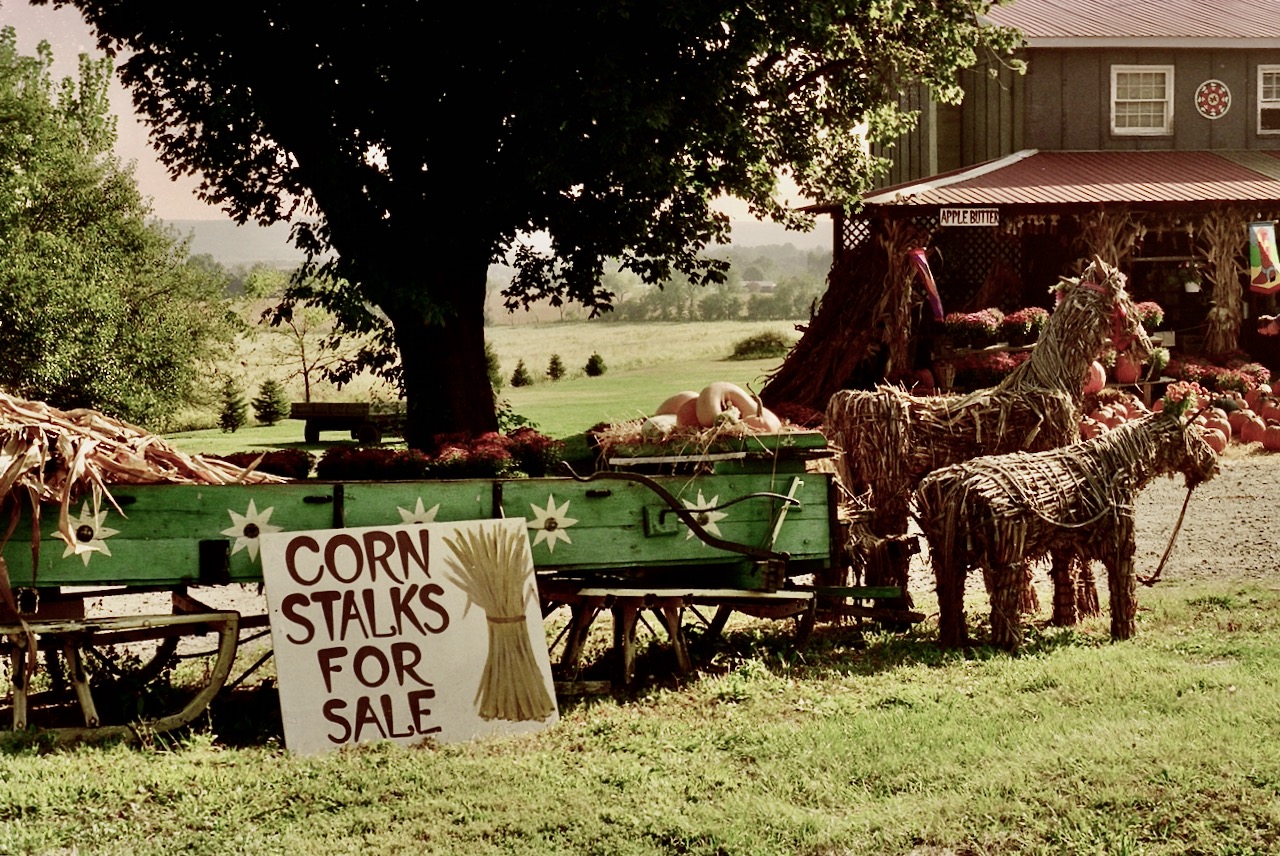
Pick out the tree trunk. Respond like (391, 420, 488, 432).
(385, 283, 497, 452)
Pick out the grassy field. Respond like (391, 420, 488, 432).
(3, 581, 1280, 854)
(167, 319, 798, 451)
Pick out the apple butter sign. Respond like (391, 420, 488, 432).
(259, 519, 558, 754)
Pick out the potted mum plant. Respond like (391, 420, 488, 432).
(943, 308, 1004, 349)
(1135, 300, 1165, 332)
(1000, 306, 1050, 346)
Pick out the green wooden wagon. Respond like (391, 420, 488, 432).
(0, 430, 903, 740)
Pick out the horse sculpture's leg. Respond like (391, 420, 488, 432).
(988, 562, 1025, 649)
(934, 552, 968, 648)
(869, 493, 914, 611)
(1075, 558, 1101, 618)
(1049, 549, 1078, 626)
(1018, 561, 1040, 614)
(1106, 516, 1139, 641)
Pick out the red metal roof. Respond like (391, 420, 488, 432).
(862, 150, 1280, 211)
(984, 0, 1280, 44)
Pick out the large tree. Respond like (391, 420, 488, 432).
(0, 27, 238, 426)
(43, 0, 1019, 448)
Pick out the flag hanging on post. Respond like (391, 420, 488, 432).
(1249, 221, 1280, 294)
(907, 247, 944, 320)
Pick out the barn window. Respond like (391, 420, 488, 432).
(1111, 66, 1173, 136)
(1259, 66, 1280, 134)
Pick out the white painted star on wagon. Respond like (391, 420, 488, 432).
(60, 500, 120, 566)
(528, 494, 578, 553)
(397, 497, 440, 525)
(221, 499, 282, 562)
(682, 490, 728, 541)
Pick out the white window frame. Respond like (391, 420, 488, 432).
(1259, 65, 1280, 135)
(1111, 65, 1174, 136)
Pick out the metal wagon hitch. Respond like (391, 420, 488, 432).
(563, 460, 793, 555)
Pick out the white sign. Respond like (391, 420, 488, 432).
(259, 519, 558, 754)
(939, 207, 999, 227)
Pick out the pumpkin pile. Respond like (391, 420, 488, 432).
(643, 382, 783, 436)
(1086, 380, 1280, 455)
(1200, 384, 1280, 453)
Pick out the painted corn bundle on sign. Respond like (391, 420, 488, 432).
(260, 519, 557, 754)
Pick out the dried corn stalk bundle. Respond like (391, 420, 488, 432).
(1197, 208, 1247, 356)
(915, 407, 1219, 649)
(824, 259, 1151, 608)
(443, 524, 554, 723)
(0, 391, 285, 579)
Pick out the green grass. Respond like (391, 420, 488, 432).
(4, 581, 1280, 853)
(168, 320, 798, 448)
(500, 355, 784, 438)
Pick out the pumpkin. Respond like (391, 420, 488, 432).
(1083, 361, 1106, 395)
(1113, 353, 1142, 384)
(696, 381, 758, 427)
(1227, 409, 1252, 437)
(1202, 427, 1228, 455)
(1241, 414, 1268, 445)
(656, 390, 702, 427)
(1262, 401, 1280, 424)
(1265, 421, 1280, 452)
(1203, 409, 1231, 439)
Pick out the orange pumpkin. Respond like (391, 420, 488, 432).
(1203, 409, 1232, 439)
(1264, 421, 1280, 452)
(1241, 414, 1268, 445)
(1202, 427, 1228, 455)
(1227, 409, 1252, 435)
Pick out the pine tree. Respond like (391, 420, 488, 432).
(219, 377, 249, 432)
(510, 360, 533, 387)
(252, 378, 291, 425)
(584, 352, 607, 377)
(546, 354, 565, 381)
(485, 341, 504, 391)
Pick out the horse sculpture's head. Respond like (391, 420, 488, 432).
(1054, 256, 1153, 368)
(1150, 410, 1220, 490)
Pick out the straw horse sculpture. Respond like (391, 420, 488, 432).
(824, 258, 1152, 615)
(915, 408, 1219, 649)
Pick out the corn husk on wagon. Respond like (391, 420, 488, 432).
(0, 391, 883, 739)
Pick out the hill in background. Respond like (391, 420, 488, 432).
(167, 217, 831, 270)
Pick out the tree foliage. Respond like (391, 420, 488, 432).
(218, 376, 247, 432)
(50, 1, 1021, 446)
(0, 27, 238, 427)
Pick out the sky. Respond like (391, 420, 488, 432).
(2, 2, 830, 247)
(4, 1, 219, 220)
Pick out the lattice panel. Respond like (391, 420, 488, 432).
(837, 216, 871, 262)
(931, 226, 1023, 312)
